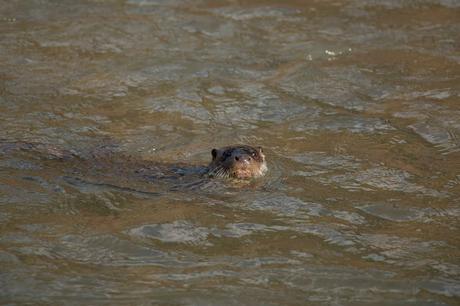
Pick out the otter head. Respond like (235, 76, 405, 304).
(207, 145, 267, 179)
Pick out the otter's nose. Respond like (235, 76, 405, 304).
(234, 154, 251, 164)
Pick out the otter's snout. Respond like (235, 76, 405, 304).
(233, 153, 252, 164)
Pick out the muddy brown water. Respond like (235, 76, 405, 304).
(1, 1, 460, 305)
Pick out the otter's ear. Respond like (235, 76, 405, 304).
(257, 146, 263, 153)
(211, 148, 218, 160)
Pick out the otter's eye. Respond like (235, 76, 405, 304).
(223, 151, 232, 159)
(251, 152, 257, 158)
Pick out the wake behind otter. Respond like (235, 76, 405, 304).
(0, 141, 267, 196)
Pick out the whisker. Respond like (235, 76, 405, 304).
(211, 165, 229, 178)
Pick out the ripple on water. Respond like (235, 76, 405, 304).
(0, 158, 42, 170)
(319, 166, 446, 196)
(279, 65, 395, 112)
(144, 81, 313, 127)
(247, 195, 326, 219)
(213, 84, 310, 126)
(410, 118, 460, 155)
(52, 234, 171, 266)
(182, 16, 237, 38)
(290, 151, 446, 196)
(359, 203, 460, 223)
(356, 233, 451, 270)
(211, 6, 300, 21)
(145, 96, 211, 124)
(127, 221, 211, 245)
(359, 203, 427, 222)
(0, 251, 20, 264)
(217, 223, 290, 238)
(290, 151, 361, 171)
(290, 114, 394, 134)
(128, 221, 291, 244)
(236, 192, 369, 228)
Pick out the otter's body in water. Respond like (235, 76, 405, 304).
(0, 142, 267, 188)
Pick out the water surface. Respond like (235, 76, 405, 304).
(1, 0, 459, 305)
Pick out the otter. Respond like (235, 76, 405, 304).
(0, 141, 267, 183)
